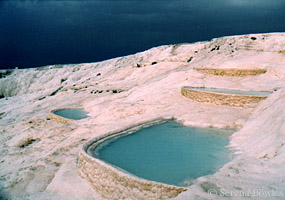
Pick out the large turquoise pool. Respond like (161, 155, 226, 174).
(53, 109, 88, 120)
(95, 121, 233, 186)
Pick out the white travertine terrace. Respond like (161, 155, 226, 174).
(181, 86, 269, 107)
(0, 33, 284, 199)
(193, 68, 267, 76)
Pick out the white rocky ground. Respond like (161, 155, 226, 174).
(0, 33, 284, 200)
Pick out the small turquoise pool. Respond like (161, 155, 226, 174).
(95, 121, 233, 186)
(53, 109, 88, 120)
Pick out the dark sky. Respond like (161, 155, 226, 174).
(0, 0, 285, 69)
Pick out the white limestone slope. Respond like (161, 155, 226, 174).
(0, 33, 284, 200)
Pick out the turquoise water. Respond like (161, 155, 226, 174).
(95, 121, 233, 186)
(53, 109, 88, 120)
(185, 87, 271, 96)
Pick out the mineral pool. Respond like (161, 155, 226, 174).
(185, 87, 272, 96)
(53, 109, 88, 120)
(95, 121, 234, 186)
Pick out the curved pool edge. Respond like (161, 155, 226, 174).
(78, 118, 187, 200)
(181, 86, 268, 107)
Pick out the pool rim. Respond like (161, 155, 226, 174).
(182, 86, 272, 97)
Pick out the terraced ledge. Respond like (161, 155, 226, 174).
(78, 118, 187, 200)
(194, 68, 267, 76)
(181, 86, 269, 107)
